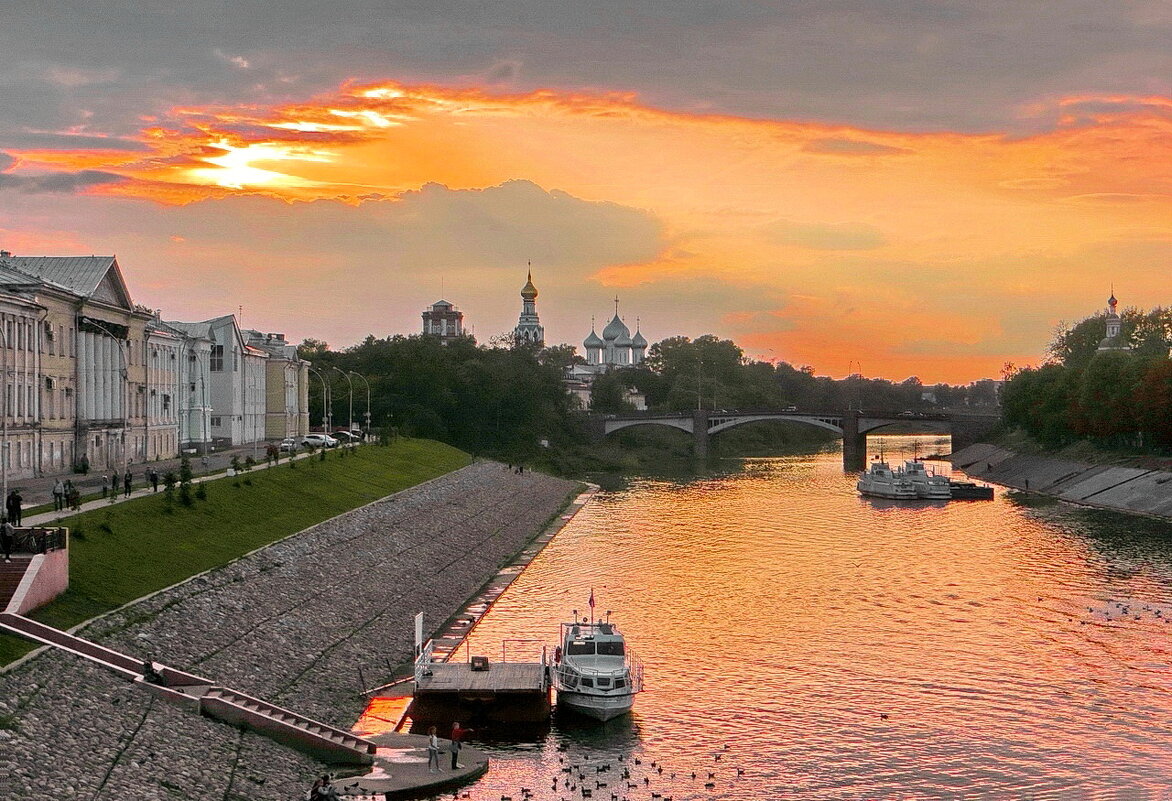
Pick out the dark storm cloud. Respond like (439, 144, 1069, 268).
(0, 152, 126, 193)
(1, 1, 1168, 144)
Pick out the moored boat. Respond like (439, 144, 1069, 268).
(552, 604, 643, 722)
(948, 479, 994, 500)
(857, 460, 918, 499)
(898, 460, 952, 499)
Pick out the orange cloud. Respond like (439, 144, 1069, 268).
(4, 82, 1171, 383)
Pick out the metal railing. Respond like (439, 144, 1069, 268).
(501, 637, 548, 665)
(11, 527, 67, 554)
(553, 646, 644, 694)
(413, 639, 435, 683)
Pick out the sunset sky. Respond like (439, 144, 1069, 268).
(2, 2, 1169, 383)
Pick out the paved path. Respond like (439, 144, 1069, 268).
(21, 446, 328, 527)
(9, 442, 317, 517)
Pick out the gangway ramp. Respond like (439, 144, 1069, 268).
(0, 612, 376, 765)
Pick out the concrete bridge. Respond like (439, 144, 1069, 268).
(600, 409, 999, 470)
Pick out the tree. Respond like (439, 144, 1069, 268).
(1136, 360, 1172, 446)
(589, 371, 634, 414)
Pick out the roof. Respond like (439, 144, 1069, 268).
(584, 328, 604, 348)
(602, 313, 629, 341)
(0, 255, 132, 307)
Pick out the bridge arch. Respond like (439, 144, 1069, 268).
(602, 418, 694, 436)
(706, 414, 843, 436)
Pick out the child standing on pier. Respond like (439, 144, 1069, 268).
(427, 726, 442, 772)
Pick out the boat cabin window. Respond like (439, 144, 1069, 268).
(567, 640, 594, 655)
(614, 678, 626, 689)
(596, 641, 625, 656)
(581, 677, 594, 688)
(596, 678, 611, 687)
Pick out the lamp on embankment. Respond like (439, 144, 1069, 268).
(308, 366, 330, 432)
(349, 371, 371, 434)
(331, 365, 353, 432)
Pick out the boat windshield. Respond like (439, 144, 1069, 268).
(596, 641, 625, 656)
(567, 640, 594, 655)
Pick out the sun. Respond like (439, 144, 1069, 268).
(187, 139, 333, 189)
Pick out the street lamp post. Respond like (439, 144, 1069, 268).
(331, 365, 353, 432)
(349, 371, 371, 433)
(87, 319, 130, 480)
(308, 366, 330, 432)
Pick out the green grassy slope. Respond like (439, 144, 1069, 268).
(1, 440, 470, 666)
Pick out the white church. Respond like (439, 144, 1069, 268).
(565, 298, 649, 410)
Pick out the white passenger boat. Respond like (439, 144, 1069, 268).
(898, 460, 952, 499)
(857, 460, 918, 499)
(552, 607, 643, 722)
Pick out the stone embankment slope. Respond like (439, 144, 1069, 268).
(0, 461, 579, 800)
(951, 444, 1172, 518)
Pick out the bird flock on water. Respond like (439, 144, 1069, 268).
(329, 743, 749, 801)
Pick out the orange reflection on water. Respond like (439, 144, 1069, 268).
(353, 695, 411, 738)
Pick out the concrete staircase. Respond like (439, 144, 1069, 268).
(0, 557, 33, 609)
(0, 612, 376, 765)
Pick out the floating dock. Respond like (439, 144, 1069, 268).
(411, 649, 551, 724)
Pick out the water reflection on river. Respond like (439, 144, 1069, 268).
(422, 438, 1172, 799)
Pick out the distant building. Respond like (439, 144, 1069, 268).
(583, 299, 646, 368)
(1096, 290, 1132, 354)
(565, 298, 649, 410)
(243, 330, 310, 440)
(513, 269, 545, 347)
(421, 299, 465, 344)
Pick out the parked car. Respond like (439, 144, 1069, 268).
(334, 431, 360, 443)
(302, 433, 339, 449)
(279, 437, 298, 452)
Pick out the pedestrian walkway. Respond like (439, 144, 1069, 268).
(10, 443, 281, 515)
(22, 447, 328, 527)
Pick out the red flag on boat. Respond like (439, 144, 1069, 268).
(589, 588, 595, 609)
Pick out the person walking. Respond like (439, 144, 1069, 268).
(12, 489, 22, 526)
(52, 479, 65, 512)
(1, 517, 13, 562)
(5, 490, 14, 525)
(427, 725, 442, 772)
(69, 482, 81, 511)
(123, 471, 132, 498)
(449, 721, 471, 770)
(111, 472, 119, 498)
(149, 468, 159, 492)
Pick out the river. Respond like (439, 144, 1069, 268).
(394, 437, 1172, 800)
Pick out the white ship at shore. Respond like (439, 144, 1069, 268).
(857, 460, 918, 499)
(897, 460, 952, 499)
(552, 602, 643, 722)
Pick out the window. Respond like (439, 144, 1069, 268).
(567, 641, 594, 656)
(210, 344, 224, 371)
(211, 416, 222, 426)
(162, 394, 171, 412)
(596, 641, 625, 656)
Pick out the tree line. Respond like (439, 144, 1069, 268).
(301, 331, 999, 467)
(1001, 307, 1172, 449)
